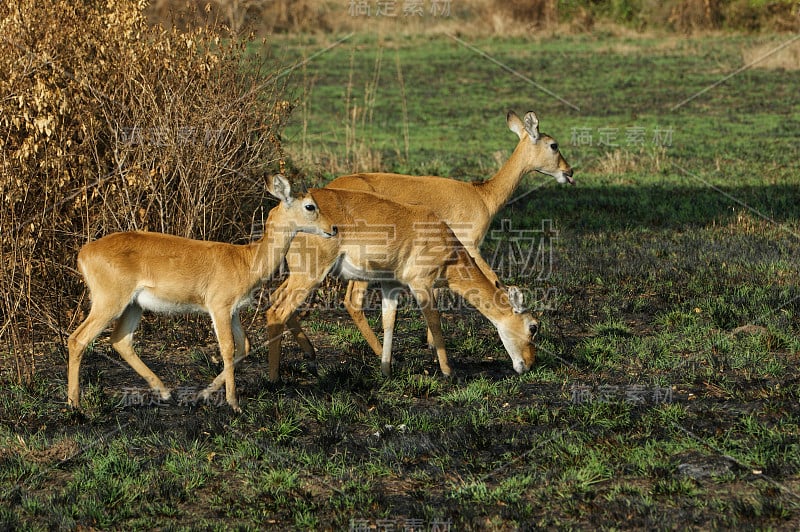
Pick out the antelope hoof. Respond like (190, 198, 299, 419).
(197, 387, 227, 408)
(381, 361, 392, 378)
(197, 388, 211, 402)
(66, 396, 84, 414)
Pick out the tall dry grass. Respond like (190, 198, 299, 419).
(0, 0, 290, 383)
(291, 47, 391, 177)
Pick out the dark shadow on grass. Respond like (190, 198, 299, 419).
(510, 184, 800, 233)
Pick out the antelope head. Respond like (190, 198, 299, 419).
(508, 110, 575, 185)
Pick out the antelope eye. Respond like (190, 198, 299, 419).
(550, 143, 558, 151)
(304, 203, 317, 212)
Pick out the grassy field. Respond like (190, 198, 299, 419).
(2, 30, 800, 529)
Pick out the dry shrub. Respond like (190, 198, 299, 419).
(493, 0, 557, 25)
(725, 0, 800, 32)
(259, 0, 333, 33)
(668, 0, 723, 33)
(148, 0, 333, 34)
(0, 0, 290, 382)
(668, 0, 798, 33)
(569, 7, 596, 33)
(488, 0, 558, 31)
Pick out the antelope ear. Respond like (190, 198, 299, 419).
(507, 286, 526, 314)
(523, 111, 541, 142)
(268, 173, 294, 205)
(507, 111, 525, 139)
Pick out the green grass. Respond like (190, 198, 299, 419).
(2, 31, 800, 529)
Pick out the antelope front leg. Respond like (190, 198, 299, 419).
(379, 284, 401, 377)
(410, 284, 453, 378)
(267, 320, 286, 383)
(205, 308, 296, 387)
(200, 312, 240, 413)
(208, 273, 325, 385)
(267, 275, 319, 382)
(345, 280, 383, 357)
(202, 310, 248, 406)
(424, 245, 497, 349)
(426, 289, 441, 349)
(273, 274, 320, 375)
(286, 314, 318, 376)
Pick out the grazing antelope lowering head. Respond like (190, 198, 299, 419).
(66, 174, 336, 413)
(287, 110, 571, 366)
(497, 285, 540, 374)
(207, 187, 540, 386)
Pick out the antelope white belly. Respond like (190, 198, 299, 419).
(134, 289, 207, 314)
(331, 255, 397, 282)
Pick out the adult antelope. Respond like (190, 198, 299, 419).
(208, 187, 540, 385)
(67, 174, 337, 413)
(290, 110, 573, 362)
